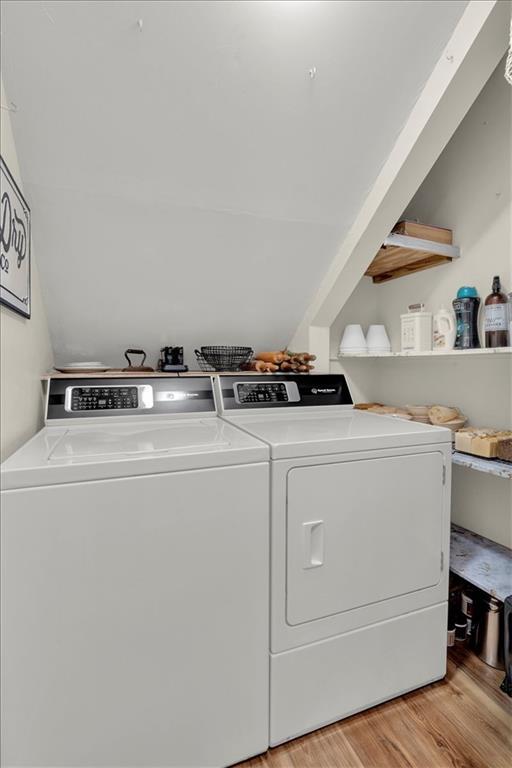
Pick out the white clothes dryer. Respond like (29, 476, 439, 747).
(216, 374, 452, 746)
(1, 376, 269, 768)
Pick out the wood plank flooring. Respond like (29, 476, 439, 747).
(236, 645, 511, 768)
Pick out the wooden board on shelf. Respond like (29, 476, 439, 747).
(366, 248, 452, 283)
(365, 231, 460, 284)
(42, 370, 270, 380)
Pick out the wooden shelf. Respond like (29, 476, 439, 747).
(450, 524, 512, 601)
(452, 451, 512, 479)
(365, 233, 460, 283)
(42, 370, 264, 380)
(333, 347, 512, 360)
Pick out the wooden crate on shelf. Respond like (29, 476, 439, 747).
(392, 220, 453, 244)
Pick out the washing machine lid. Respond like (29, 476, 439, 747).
(1, 417, 269, 490)
(48, 421, 231, 460)
(225, 410, 451, 459)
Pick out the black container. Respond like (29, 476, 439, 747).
(461, 589, 477, 646)
(501, 595, 512, 697)
(453, 287, 481, 349)
(159, 346, 188, 373)
(454, 613, 468, 642)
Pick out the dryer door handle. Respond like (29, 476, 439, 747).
(303, 520, 324, 569)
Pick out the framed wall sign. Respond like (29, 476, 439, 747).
(0, 155, 31, 318)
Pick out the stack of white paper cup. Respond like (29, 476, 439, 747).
(366, 324, 391, 354)
(339, 325, 367, 354)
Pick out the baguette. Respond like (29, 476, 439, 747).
(354, 403, 384, 410)
(255, 351, 290, 364)
(368, 406, 398, 414)
(242, 360, 263, 372)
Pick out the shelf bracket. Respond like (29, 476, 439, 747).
(382, 233, 460, 259)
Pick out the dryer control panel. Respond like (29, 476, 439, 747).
(234, 381, 300, 405)
(218, 374, 353, 411)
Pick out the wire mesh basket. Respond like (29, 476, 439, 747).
(194, 346, 253, 372)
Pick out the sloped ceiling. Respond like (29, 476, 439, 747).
(1, 0, 468, 366)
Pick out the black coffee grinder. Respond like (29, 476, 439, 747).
(159, 346, 188, 373)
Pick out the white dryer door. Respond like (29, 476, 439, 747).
(286, 452, 444, 625)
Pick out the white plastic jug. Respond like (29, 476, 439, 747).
(433, 308, 456, 351)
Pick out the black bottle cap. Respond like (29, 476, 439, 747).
(492, 276, 501, 291)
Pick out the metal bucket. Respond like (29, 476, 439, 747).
(475, 596, 504, 670)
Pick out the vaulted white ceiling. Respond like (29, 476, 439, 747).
(1, 0, 468, 366)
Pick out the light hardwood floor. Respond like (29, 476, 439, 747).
(237, 645, 511, 768)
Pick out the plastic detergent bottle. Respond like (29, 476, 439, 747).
(453, 287, 480, 349)
(433, 307, 456, 351)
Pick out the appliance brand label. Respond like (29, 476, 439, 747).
(311, 388, 336, 395)
(170, 392, 198, 399)
(161, 391, 199, 401)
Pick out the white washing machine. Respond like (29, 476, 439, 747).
(1, 376, 269, 768)
(216, 374, 452, 746)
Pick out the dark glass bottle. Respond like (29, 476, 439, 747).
(484, 276, 508, 348)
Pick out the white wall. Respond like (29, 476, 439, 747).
(0, 0, 468, 367)
(379, 60, 511, 357)
(329, 278, 380, 403)
(331, 61, 512, 547)
(1, 79, 53, 460)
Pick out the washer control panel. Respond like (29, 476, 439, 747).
(47, 377, 216, 421)
(64, 385, 154, 412)
(234, 381, 300, 405)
